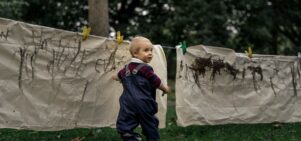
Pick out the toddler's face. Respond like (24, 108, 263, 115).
(134, 42, 153, 63)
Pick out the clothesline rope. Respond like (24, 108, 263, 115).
(161, 46, 176, 49)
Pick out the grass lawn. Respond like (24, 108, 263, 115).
(1, 81, 301, 141)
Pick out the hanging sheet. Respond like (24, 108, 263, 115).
(176, 45, 301, 126)
(0, 18, 167, 130)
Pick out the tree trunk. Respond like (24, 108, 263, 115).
(88, 0, 109, 37)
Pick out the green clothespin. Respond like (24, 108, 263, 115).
(180, 41, 187, 54)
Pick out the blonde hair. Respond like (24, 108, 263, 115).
(129, 36, 152, 57)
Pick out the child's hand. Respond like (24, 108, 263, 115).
(111, 75, 119, 81)
(159, 84, 170, 96)
(161, 86, 171, 96)
(164, 86, 171, 93)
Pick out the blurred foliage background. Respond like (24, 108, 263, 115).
(0, 0, 300, 78)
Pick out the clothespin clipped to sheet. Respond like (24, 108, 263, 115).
(82, 25, 91, 41)
(116, 31, 123, 45)
(180, 41, 187, 55)
(298, 52, 301, 59)
(245, 47, 253, 58)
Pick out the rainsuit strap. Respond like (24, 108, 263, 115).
(132, 63, 147, 75)
(125, 63, 147, 76)
(125, 64, 131, 76)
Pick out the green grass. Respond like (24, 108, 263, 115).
(1, 81, 301, 141)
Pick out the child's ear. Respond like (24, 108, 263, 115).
(133, 50, 139, 57)
(133, 53, 138, 58)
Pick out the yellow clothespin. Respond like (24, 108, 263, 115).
(82, 25, 91, 41)
(116, 31, 123, 45)
(245, 47, 253, 58)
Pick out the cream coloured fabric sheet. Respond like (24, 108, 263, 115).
(176, 45, 301, 126)
(0, 18, 167, 130)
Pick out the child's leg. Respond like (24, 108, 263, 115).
(139, 114, 160, 140)
(117, 107, 141, 141)
(119, 133, 142, 141)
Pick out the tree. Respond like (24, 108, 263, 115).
(0, 0, 27, 20)
(88, 0, 109, 36)
(224, 0, 301, 55)
(1, 0, 300, 55)
(0, 0, 88, 32)
(109, 0, 230, 46)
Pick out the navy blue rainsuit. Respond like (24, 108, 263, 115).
(116, 63, 160, 141)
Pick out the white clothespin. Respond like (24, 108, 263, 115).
(298, 52, 301, 59)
